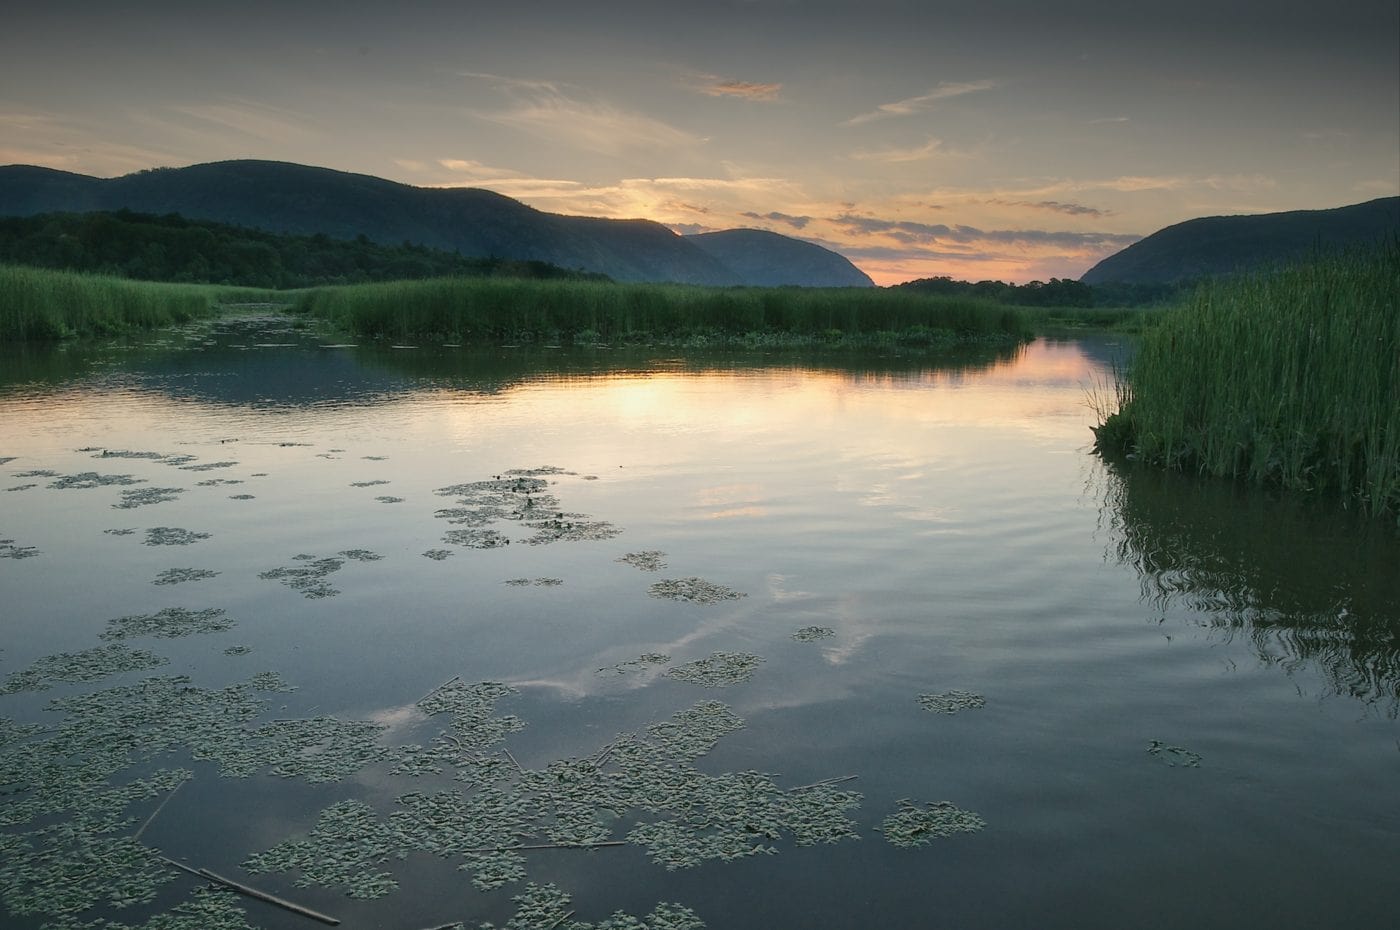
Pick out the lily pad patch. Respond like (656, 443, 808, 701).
(664, 652, 764, 688)
(792, 626, 835, 642)
(152, 567, 221, 586)
(877, 799, 985, 847)
(617, 550, 667, 572)
(647, 578, 746, 605)
(1147, 740, 1202, 767)
(918, 690, 986, 714)
(114, 487, 184, 509)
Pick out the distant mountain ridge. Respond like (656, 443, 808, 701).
(1081, 197, 1399, 285)
(0, 160, 873, 288)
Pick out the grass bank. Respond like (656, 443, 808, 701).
(294, 277, 1032, 347)
(1093, 243, 1399, 521)
(0, 264, 279, 341)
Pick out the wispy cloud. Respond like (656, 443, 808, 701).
(986, 198, 1112, 218)
(842, 80, 998, 127)
(696, 78, 782, 101)
(437, 158, 520, 180)
(832, 213, 1139, 250)
(1088, 116, 1130, 124)
(849, 138, 947, 163)
(741, 210, 812, 229)
(463, 72, 703, 156)
(164, 99, 319, 143)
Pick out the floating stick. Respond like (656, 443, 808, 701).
(462, 840, 625, 853)
(784, 773, 856, 789)
(133, 778, 185, 841)
(418, 674, 461, 705)
(160, 857, 340, 925)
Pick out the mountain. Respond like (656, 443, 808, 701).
(0, 160, 869, 287)
(685, 229, 873, 287)
(1081, 197, 1400, 285)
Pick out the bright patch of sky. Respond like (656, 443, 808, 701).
(2, 0, 1395, 283)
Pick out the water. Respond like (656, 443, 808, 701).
(1, 317, 1397, 929)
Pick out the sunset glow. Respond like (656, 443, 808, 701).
(2, 1, 1395, 283)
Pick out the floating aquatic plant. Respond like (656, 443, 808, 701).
(443, 529, 511, 549)
(617, 551, 667, 571)
(103, 528, 137, 536)
(375, 496, 405, 504)
(113, 488, 184, 509)
(49, 472, 145, 490)
(1147, 740, 1202, 767)
(151, 568, 221, 586)
(877, 799, 985, 847)
(350, 480, 391, 487)
(434, 471, 620, 550)
(0, 644, 168, 694)
(520, 517, 621, 545)
(0, 538, 40, 559)
(102, 607, 233, 641)
(647, 578, 746, 605)
(14, 469, 58, 477)
(664, 653, 764, 688)
(918, 690, 986, 715)
(177, 461, 237, 472)
(228, 494, 255, 500)
(142, 527, 210, 546)
(195, 478, 243, 486)
(4, 483, 37, 492)
(597, 653, 671, 677)
(504, 577, 563, 587)
(90, 450, 167, 461)
(792, 626, 835, 642)
(259, 549, 381, 598)
(422, 548, 453, 560)
(223, 645, 252, 656)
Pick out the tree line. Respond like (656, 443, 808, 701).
(0, 210, 609, 289)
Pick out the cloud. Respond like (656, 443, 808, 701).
(831, 213, 1139, 250)
(741, 210, 812, 229)
(164, 99, 318, 144)
(696, 77, 782, 101)
(437, 158, 520, 180)
(987, 199, 1112, 218)
(462, 72, 703, 156)
(1089, 116, 1130, 124)
(842, 80, 998, 126)
(849, 138, 946, 163)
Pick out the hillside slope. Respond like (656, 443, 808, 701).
(0, 160, 840, 286)
(1081, 197, 1399, 285)
(685, 229, 874, 287)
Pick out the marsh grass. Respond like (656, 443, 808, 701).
(1094, 243, 1399, 519)
(0, 264, 275, 341)
(294, 277, 1031, 346)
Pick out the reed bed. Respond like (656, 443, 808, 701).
(294, 277, 1031, 346)
(0, 265, 271, 341)
(1095, 243, 1399, 520)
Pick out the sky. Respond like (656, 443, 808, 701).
(2, 1, 1396, 285)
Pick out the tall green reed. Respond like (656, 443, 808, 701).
(1095, 242, 1399, 519)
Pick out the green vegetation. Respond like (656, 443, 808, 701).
(0, 264, 268, 341)
(295, 277, 1032, 346)
(0, 210, 610, 288)
(1094, 243, 1399, 520)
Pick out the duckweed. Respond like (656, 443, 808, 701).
(877, 799, 986, 847)
(616, 551, 667, 571)
(259, 549, 381, 598)
(49, 473, 145, 490)
(151, 568, 221, 586)
(142, 527, 210, 546)
(792, 627, 835, 642)
(1147, 740, 1202, 767)
(918, 690, 986, 715)
(223, 645, 252, 656)
(114, 488, 184, 509)
(0, 538, 40, 559)
(423, 548, 454, 560)
(101, 607, 232, 640)
(375, 496, 405, 504)
(350, 480, 391, 487)
(597, 653, 671, 677)
(664, 653, 764, 688)
(177, 461, 237, 472)
(0, 645, 169, 694)
(647, 579, 746, 605)
(4, 483, 37, 492)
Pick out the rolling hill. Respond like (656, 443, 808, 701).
(1081, 197, 1399, 285)
(0, 160, 872, 288)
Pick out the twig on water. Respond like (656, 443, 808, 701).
(462, 840, 625, 854)
(133, 778, 185, 841)
(160, 857, 340, 925)
(501, 747, 526, 774)
(545, 910, 576, 929)
(784, 773, 856, 789)
(418, 674, 461, 705)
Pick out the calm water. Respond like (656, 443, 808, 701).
(1, 317, 1397, 930)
